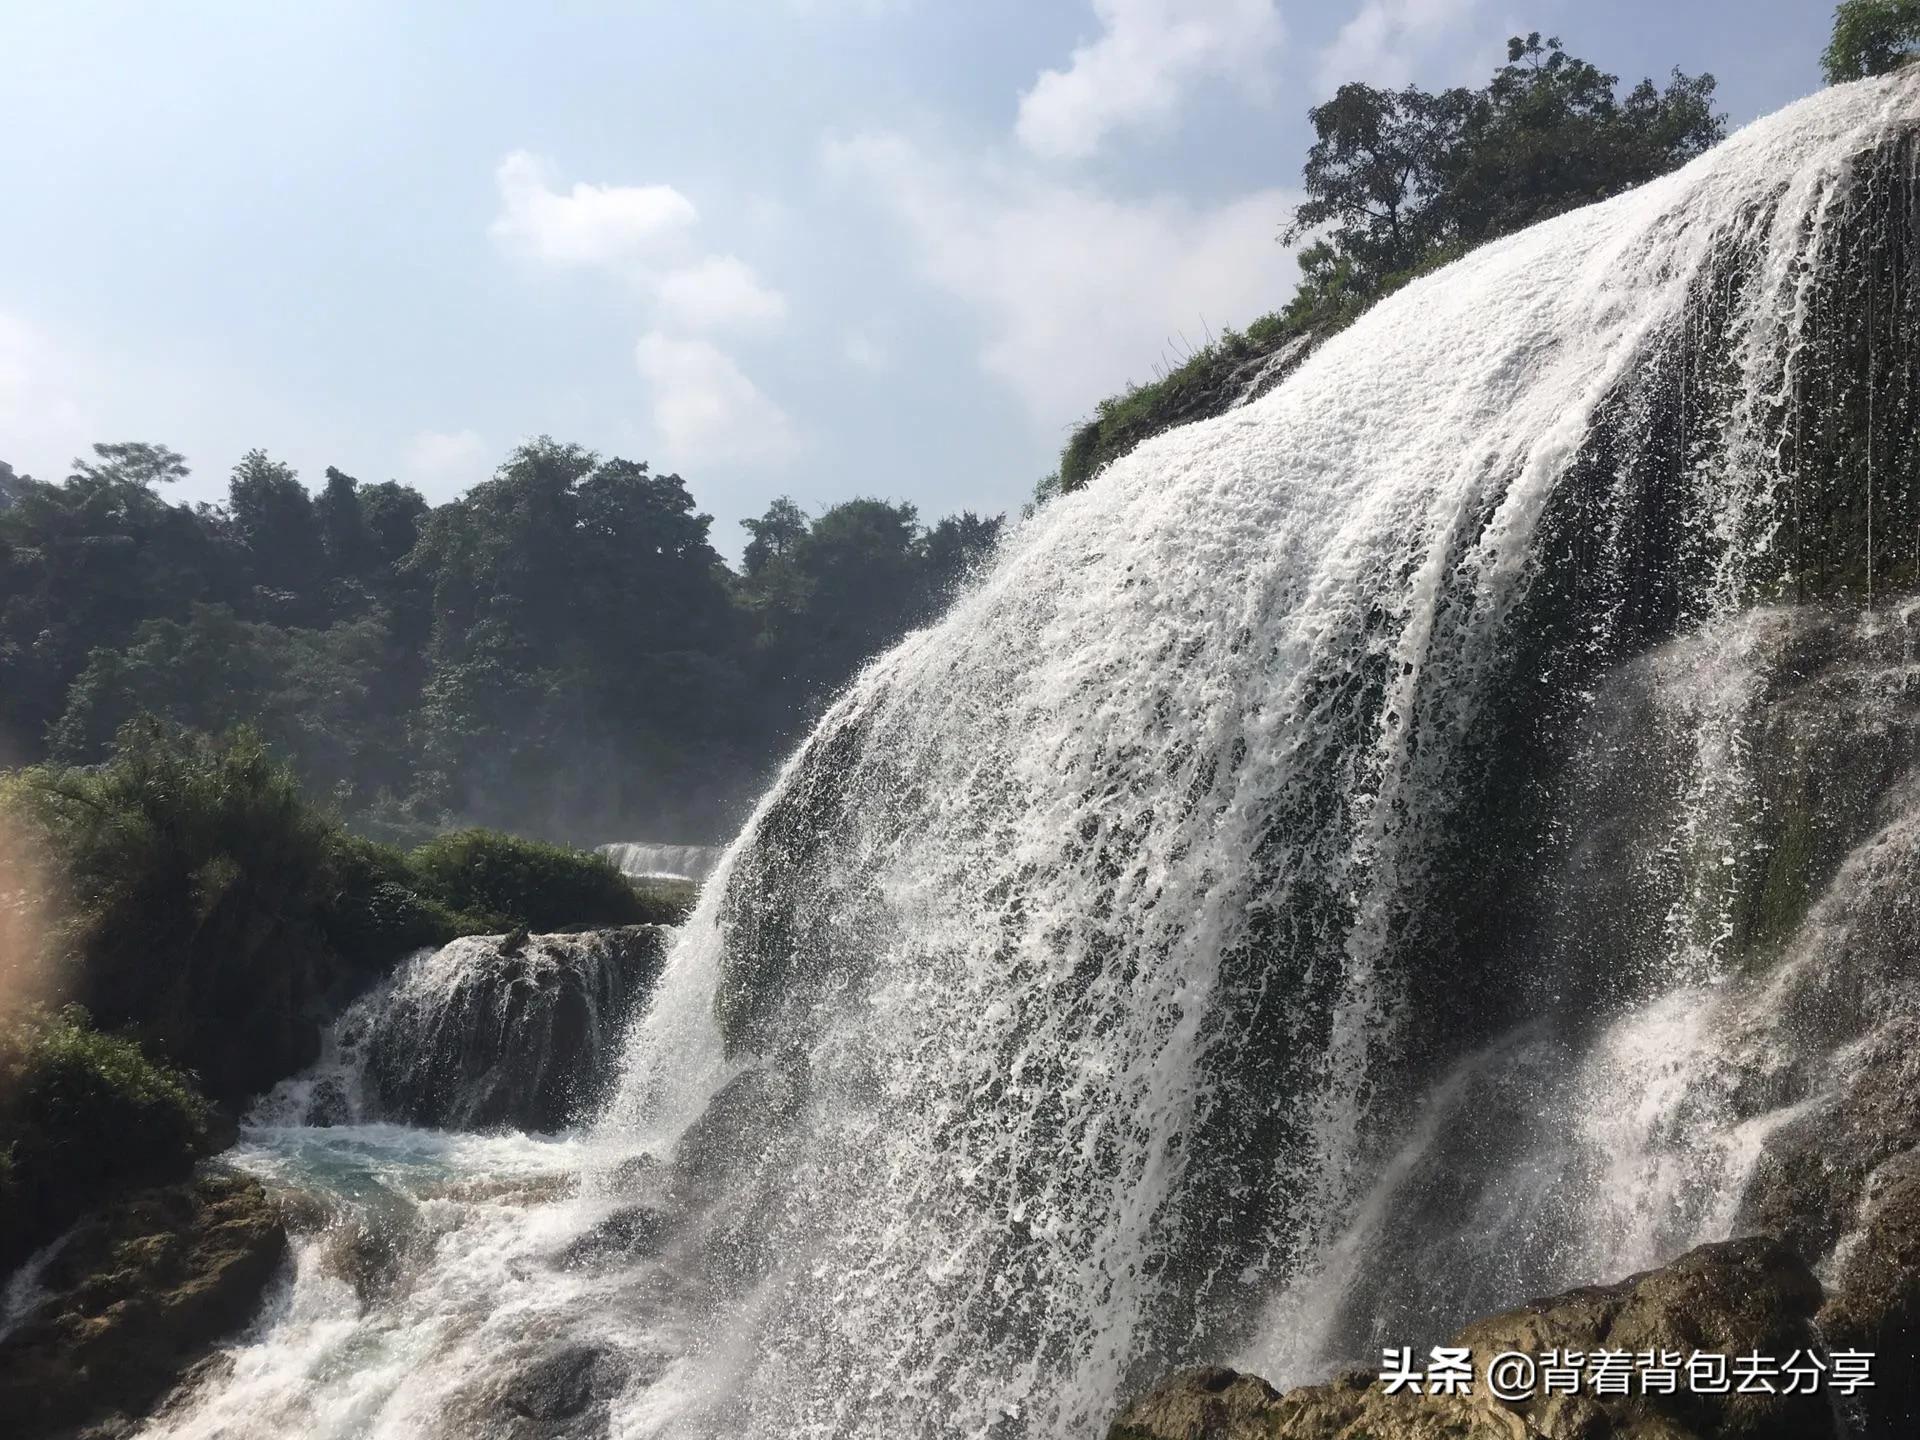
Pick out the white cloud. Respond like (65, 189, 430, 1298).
(403, 428, 490, 493)
(1016, 0, 1286, 161)
(827, 133, 1298, 426)
(490, 152, 799, 471)
(635, 331, 799, 467)
(656, 255, 789, 332)
(1316, 0, 1488, 93)
(490, 151, 698, 271)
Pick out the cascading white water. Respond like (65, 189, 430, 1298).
(140, 75, 1920, 1440)
(252, 928, 665, 1134)
(602, 842, 723, 884)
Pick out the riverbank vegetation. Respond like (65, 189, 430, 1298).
(0, 723, 680, 1106)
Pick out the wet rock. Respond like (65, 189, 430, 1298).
(322, 1207, 427, 1306)
(361, 925, 667, 1132)
(1818, 1154, 1920, 1435)
(500, 1344, 628, 1426)
(660, 1063, 810, 1297)
(671, 1062, 807, 1193)
(1733, 798, 1920, 1264)
(442, 1342, 666, 1440)
(1109, 1238, 1831, 1440)
(304, 1075, 353, 1128)
(0, 1170, 288, 1439)
(605, 1152, 660, 1190)
(1107, 1366, 1287, 1440)
(558, 1205, 673, 1269)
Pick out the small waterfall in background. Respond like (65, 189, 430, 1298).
(143, 74, 1920, 1440)
(602, 841, 723, 884)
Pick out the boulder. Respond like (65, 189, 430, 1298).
(558, 1205, 674, 1270)
(1109, 1237, 1831, 1440)
(494, 1344, 631, 1439)
(360, 925, 667, 1132)
(439, 1341, 667, 1440)
(0, 1170, 287, 1439)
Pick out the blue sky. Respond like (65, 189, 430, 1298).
(0, 1, 1832, 558)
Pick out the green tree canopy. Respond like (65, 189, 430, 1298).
(1289, 35, 1724, 302)
(228, 450, 326, 614)
(69, 441, 189, 491)
(1824, 0, 1920, 82)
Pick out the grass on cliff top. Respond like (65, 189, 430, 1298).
(1051, 247, 1466, 497)
(1053, 313, 1301, 496)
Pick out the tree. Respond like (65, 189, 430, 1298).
(0, 460, 28, 511)
(69, 441, 188, 491)
(316, 466, 373, 577)
(3, 424, 1001, 843)
(924, 511, 1004, 605)
(0, 448, 232, 753)
(407, 439, 748, 836)
(1824, 0, 1920, 81)
(1284, 36, 1723, 304)
(50, 604, 397, 802)
(742, 496, 810, 576)
(1287, 82, 1475, 292)
(358, 480, 429, 570)
(1450, 35, 1722, 242)
(228, 450, 326, 614)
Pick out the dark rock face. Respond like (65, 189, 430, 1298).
(360, 925, 667, 1132)
(1820, 1156, 1920, 1435)
(558, 1205, 673, 1270)
(495, 1345, 631, 1438)
(0, 1170, 287, 1439)
(1109, 1238, 1831, 1440)
(439, 1342, 669, 1440)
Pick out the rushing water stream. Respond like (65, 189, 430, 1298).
(144, 74, 1920, 1440)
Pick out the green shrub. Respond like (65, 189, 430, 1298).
(407, 828, 658, 931)
(316, 831, 461, 969)
(1056, 323, 1302, 494)
(0, 1007, 217, 1273)
(3, 721, 340, 1103)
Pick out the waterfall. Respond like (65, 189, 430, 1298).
(141, 75, 1920, 1440)
(252, 927, 667, 1134)
(604, 74, 1920, 1437)
(602, 841, 724, 884)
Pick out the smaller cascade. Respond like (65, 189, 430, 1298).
(601, 841, 722, 884)
(1229, 332, 1318, 409)
(254, 927, 668, 1133)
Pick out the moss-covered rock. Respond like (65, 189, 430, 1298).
(0, 1008, 221, 1276)
(1055, 318, 1319, 495)
(1108, 1238, 1830, 1440)
(0, 1170, 287, 1439)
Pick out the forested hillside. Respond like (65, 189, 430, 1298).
(0, 440, 1000, 843)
